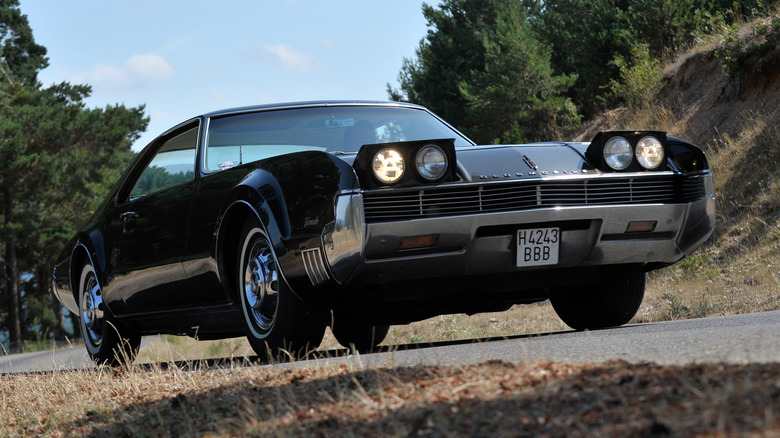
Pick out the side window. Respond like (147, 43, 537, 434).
(130, 126, 198, 199)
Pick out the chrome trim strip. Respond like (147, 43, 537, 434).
(302, 248, 330, 286)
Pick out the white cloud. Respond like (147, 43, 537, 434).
(317, 39, 336, 50)
(262, 44, 319, 73)
(79, 53, 175, 91)
(125, 54, 175, 80)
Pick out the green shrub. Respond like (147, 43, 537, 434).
(610, 44, 664, 108)
(715, 23, 747, 79)
(715, 16, 780, 80)
(664, 292, 692, 319)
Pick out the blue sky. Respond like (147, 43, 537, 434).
(20, 1, 429, 150)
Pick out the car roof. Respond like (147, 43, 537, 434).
(201, 100, 428, 118)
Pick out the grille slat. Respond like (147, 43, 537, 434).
(363, 175, 707, 223)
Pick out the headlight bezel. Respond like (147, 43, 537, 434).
(353, 138, 457, 189)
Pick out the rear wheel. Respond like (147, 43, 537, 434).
(331, 318, 390, 352)
(550, 264, 646, 330)
(238, 218, 325, 360)
(79, 262, 140, 366)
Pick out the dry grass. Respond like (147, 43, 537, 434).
(134, 304, 572, 363)
(2, 358, 778, 437)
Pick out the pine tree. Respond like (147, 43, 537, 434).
(0, 1, 147, 352)
(388, 0, 579, 144)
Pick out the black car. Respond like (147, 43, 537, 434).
(52, 101, 715, 365)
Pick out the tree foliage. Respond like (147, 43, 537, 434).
(389, 0, 579, 144)
(393, 0, 780, 128)
(0, 0, 47, 86)
(524, 0, 779, 117)
(458, 1, 579, 143)
(0, 0, 147, 351)
(389, 0, 497, 139)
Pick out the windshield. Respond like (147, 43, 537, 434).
(204, 106, 472, 172)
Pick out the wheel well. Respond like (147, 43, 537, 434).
(218, 204, 254, 302)
(69, 243, 91, 305)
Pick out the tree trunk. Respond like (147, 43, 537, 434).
(3, 187, 22, 353)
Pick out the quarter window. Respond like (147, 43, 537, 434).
(130, 126, 198, 199)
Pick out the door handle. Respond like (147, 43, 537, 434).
(120, 212, 139, 234)
(120, 212, 139, 221)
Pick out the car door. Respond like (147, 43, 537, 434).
(104, 122, 199, 314)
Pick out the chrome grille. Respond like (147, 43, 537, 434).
(363, 174, 707, 223)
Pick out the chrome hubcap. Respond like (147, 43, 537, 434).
(81, 274, 104, 346)
(243, 242, 279, 332)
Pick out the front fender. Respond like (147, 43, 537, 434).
(216, 151, 359, 301)
(215, 190, 286, 304)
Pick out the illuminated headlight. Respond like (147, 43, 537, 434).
(372, 148, 405, 184)
(415, 144, 448, 181)
(603, 136, 633, 170)
(635, 136, 665, 169)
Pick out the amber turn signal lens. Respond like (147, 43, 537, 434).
(625, 221, 657, 233)
(399, 234, 438, 249)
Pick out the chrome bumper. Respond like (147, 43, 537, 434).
(323, 179, 715, 286)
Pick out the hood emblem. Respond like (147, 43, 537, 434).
(523, 155, 538, 170)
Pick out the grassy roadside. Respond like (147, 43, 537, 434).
(3, 261, 775, 437)
(3, 357, 778, 436)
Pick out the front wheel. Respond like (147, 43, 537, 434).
(79, 262, 140, 366)
(238, 218, 325, 360)
(550, 264, 646, 330)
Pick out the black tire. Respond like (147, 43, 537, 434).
(238, 218, 325, 360)
(78, 262, 140, 366)
(550, 264, 646, 330)
(331, 319, 390, 352)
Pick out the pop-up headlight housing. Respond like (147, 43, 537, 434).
(353, 139, 457, 189)
(586, 131, 670, 172)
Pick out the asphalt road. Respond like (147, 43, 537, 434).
(2, 311, 778, 374)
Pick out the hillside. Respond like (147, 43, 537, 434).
(575, 37, 780, 146)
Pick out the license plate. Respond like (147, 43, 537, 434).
(516, 227, 560, 267)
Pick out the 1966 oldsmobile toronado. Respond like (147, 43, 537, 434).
(51, 101, 715, 365)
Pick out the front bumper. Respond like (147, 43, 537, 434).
(322, 173, 715, 287)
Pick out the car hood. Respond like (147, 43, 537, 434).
(334, 142, 596, 184)
(455, 142, 594, 181)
